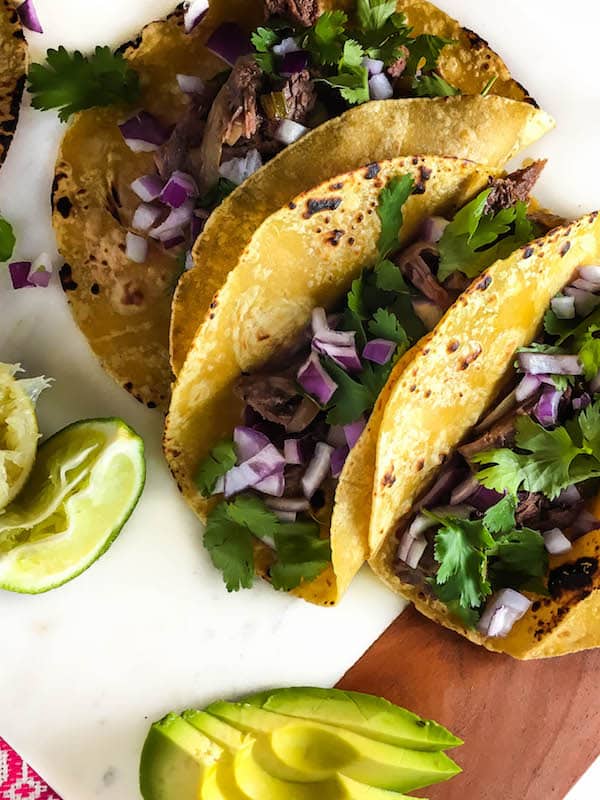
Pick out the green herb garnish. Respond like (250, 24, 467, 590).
(0, 215, 16, 262)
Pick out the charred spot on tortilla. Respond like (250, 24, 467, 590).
(416, 459, 425, 472)
(523, 246, 534, 259)
(412, 165, 432, 195)
(447, 340, 460, 353)
(424, 389, 432, 398)
(549, 557, 599, 599)
(303, 197, 342, 219)
(476, 275, 492, 291)
(147, 401, 157, 409)
(91, 283, 100, 295)
(59, 264, 78, 292)
(365, 163, 380, 180)
(348, 237, 355, 246)
(329, 182, 344, 191)
(459, 345, 482, 370)
(356, 213, 364, 224)
(326, 229, 344, 246)
(382, 471, 395, 488)
(409, 384, 416, 392)
(122, 283, 144, 306)
(56, 196, 73, 220)
(288, 201, 297, 210)
(463, 27, 488, 51)
(560, 241, 571, 257)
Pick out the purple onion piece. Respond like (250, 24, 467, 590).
(573, 278, 600, 292)
(420, 216, 449, 244)
(550, 294, 576, 319)
(206, 22, 253, 66)
(362, 338, 396, 365)
(573, 392, 592, 411)
(283, 439, 304, 465)
(579, 265, 600, 284)
(254, 471, 285, 497)
(150, 200, 194, 239)
(515, 373, 541, 402)
(132, 203, 162, 232)
(361, 56, 384, 76)
(543, 528, 572, 555)
(224, 444, 285, 498)
(344, 418, 366, 450)
(280, 50, 309, 76)
(273, 37, 300, 56)
(131, 174, 165, 202)
(184, 0, 209, 33)
(28, 268, 51, 287)
(312, 339, 362, 372)
(477, 589, 531, 638)
(302, 442, 333, 498)
(119, 112, 169, 151)
(534, 387, 562, 427)
(369, 73, 394, 100)
(297, 352, 337, 405)
(17, 0, 43, 33)
(126, 233, 148, 264)
(9, 262, 33, 289)
(468, 485, 504, 512)
(517, 351, 583, 376)
(160, 171, 198, 208)
(450, 475, 479, 505)
(273, 119, 309, 145)
(234, 426, 271, 462)
(564, 286, 600, 317)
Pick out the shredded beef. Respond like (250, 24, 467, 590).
(516, 491, 584, 532)
(235, 373, 319, 433)
(281, 70, 317, 124)
(484, 160, 546, 214)
(283, 465, 304, 497)
(515, 492, 546, 527)
(264, 0, 320, 26)
(393, 242, 451, 310)
(459, 401, 536, 460)
(154, 107, 206, 181)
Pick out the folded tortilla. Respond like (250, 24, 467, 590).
(51, 0, 553, 409)
(164, 155, 494, 605)
(0, 0, 27, 167)
(369, 211, 600, 658)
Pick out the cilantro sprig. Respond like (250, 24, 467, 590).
(28, 46, 140, 122)
(428, 498, 547, 625)
(196, 441, 237, 497)
(437, 189, 539, 282)
(0, 215, 16, 262)
(204, 495, 330, 592)
(472, 401, 600, 501)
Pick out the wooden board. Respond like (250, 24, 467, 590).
(337, 608, 600, 799)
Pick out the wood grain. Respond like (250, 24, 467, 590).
(337, 608, 600, 800)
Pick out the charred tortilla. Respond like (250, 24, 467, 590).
(369, 211, 600, 659)
(0, 0, 27, 167)
(52, 0, 553, 409)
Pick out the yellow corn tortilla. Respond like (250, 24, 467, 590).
(164, 155, 494, 606)
(51, 0, 553, 409)
(369, 210, 600, 658)
(0, 0, 27, 167)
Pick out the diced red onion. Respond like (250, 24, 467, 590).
(302, 442, 333, 498)
(477, 589, 531, 638)
(119, 112, 169, 152)
(184, 0, 209, 33)
(468, 485, 504, 512)
(420, 216, 449, 244)
(177, 74, 206, 94)
(558, 485, 581, 506)
(543, 528, 572, 555)
(515, 373, 541, 402)
(361, 57, 384, 76)
(234, 426, 271, 461)
(280, 50, 310, 76)
(571, 511, 600, 538)
(573, 278, 600, 293)
(254, 471, 285, 497)
(273, 119, 309, 145)
(160, 171, 198, 208)
(331, 446, 349, 478)
(28, 267, 51, 287)
(406, 537, 428, 569)
(312, 308, 328, 336)
(150, 200, 194, 239)
(126, 233, 148, 264)
(8, 262, 32, 289)
(369, 73, 394, 100)
(517, 352, 583, 376)
(591, 370, 600, 394)
(564, 286, 600, 317)
(313, 338, 361, 372)
(17, 0, 43, 33)
(327, 425, 347, 448)
(573, 392, 592, 411)
(224, 444, 285, 498)
(550, 294, 575, 319)
(579, 265, 600, 284)
(297, 353, 337, 405)
(132, 203, 162, 232)
(273, 37, 300, 56)
(219, 150, 263, 185)
(450, 475, 479, 505)
(344, 418, 366, 450)
(534, 387, 562, 427)
(314, 328, 356, 349)
(265, 496, 310, 513)
(412, 298, 443, 331)
(363, 338, 396, 365)
(206, 22, 253, 66)
(131, 174, 165, 202)
(284, 439, 304, 465)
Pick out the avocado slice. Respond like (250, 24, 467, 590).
(205, 702, 460, 793)
(139, 713, 222, 800)
(183, 709, 245, 751)
(243, 687, 461, 751)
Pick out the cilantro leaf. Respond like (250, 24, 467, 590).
(482, 494, 516, 536)
(357, 0, 398, 33)
(270, 524, 331, 591)
(321, 40, 369, 105)
(544, 306, 576, 341)
(377, 174, 415, 256)
(195, 440, 237, 497)
(406, 34, 455, 75)
(323, 357, 373, 425)
(225, 495, 280, 538)
(197, 177, 237, 210)
(305, 10, 347, 65)
(251, 26, 280, 74)
(412, 72, 460, 98)
(0, 215, 16, 262)
(28, 46, 140, 122)
(432, 518, 493, 610)
(368, 308, 409, 349)
(375, 259, 409, 293)
(204, 502, 255, 592)
(576, 325, 600, 381)
(489, 528, 548, 588)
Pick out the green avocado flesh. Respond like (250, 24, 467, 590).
(140, 689, 461, 800)
(139, 713, 222, 800)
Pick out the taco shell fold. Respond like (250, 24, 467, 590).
(0, 0, 27, 167)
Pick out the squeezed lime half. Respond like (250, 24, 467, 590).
(0, 363, 50, 511)
(0, 418, 145, 593)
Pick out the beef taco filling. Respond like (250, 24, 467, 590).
(121, 0, 485, 264)
(394, 262, 600, 637)
(195, 164, 543, 592)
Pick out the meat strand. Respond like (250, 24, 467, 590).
(264, 0, 320, 26)
(393, 242, 451, 310)
(484, 160, 546, 214)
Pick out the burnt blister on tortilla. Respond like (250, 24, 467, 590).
(59, 263, 78, 292)
(303, 197, 342, 219)
(548, 557, 598, 599)
(55, 196, 73, 219)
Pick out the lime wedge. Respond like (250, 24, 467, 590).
(0, 363, 50, 511)
(0, 418, 145, 593)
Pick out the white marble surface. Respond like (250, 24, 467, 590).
(0, 1, 598, 798)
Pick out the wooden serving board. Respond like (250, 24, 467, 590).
(337, 608, 600, 800)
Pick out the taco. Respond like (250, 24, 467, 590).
(0, 0, 27, 167)
(369, 209, 600, 659)
(51, 0, 553, 409)
(163, 153, 549, 606)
